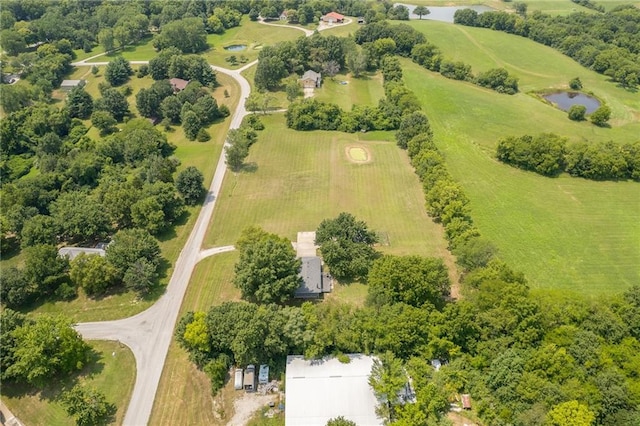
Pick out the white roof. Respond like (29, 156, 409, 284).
(285, 354, 382, 426)
(58, 247, 106, 260)
(61, 79, 85, 86)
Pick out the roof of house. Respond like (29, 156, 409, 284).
(301, 70, 321, 82)
(285, 354, 382, 426)
(61, 79, 85, 87)
(296, 257, 324, 296)
(461, 394, 472, 409)
(169, 78, 190, 91)
(323, 12, 345, 20)
(58, 247, 106, 260)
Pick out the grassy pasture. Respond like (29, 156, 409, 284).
(314, 71, 385, 110)
(202, 17, 306, 67)
(400, 23, 640, 295)
(150, 252, 241, 426)
(203, 114, 455, 266)
(403, 0, 617, 15)
(3, 340, 135, 426)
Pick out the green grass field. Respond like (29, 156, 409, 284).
(3, 340, 135, 426)
(204, 114, 455, 264)
(150, 252, 241, 426)
(401, 21, 640, 295)
(403, 0, 638, 15)
(202, 16, 307, 67)
(314, 71, 385, 110)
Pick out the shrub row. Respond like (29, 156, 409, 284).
(497, 133, 640, 181)
(411, 42, 519, 94)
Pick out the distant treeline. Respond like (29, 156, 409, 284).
(496, 133, 640, 181)
(453, 5, 640, 88)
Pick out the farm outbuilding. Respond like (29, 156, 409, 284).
(300, 70, 322, 89)
(285, 354, 382, 425)
(60, 79, 86, 91)
(58, 247, 106, 260)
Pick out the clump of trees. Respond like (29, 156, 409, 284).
(497, 133, 640, 181)
(233, 226, 302, 304)
(152, 18, 208, 53)
(224, 122, 259, 172)
(315, 212, 379, 282)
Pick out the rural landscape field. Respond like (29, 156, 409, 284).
(1, 1, 639, 425)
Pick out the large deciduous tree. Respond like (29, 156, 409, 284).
(4, 315, 90, 386)
(233, 226, 302, 304)
(104, 55, 133, 86)
(315, 212, 379, 282)
(106, 228, 161, 279)
(176, 166, 206, 205)
(413, 6, 430, 19)
(70, 253, 117, 296)
(66, 86, 93, 119)
(152, 18, 208, 53)
(367, 255, 450, 309)
(61, 384, 116, 426)
(369, 352, 407, 423)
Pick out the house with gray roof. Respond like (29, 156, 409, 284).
(300, 70, 322, 88)
(295, 256, 332, 299)
(60, 79, 86, 91)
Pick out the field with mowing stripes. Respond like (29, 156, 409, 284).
(401, 21, 640, 295)
(203, 114, 455, 268)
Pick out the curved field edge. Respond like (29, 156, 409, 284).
(400, 29, 640, 294)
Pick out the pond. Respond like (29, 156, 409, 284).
(543, 92, 601, 113)
(397, 3, 494, 23)
(224, 44, 246, 51)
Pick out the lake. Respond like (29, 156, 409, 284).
(396, 3, 495, 23)
(543, 92, 601, 113)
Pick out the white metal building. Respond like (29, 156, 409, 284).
(285, 354, 382, 426)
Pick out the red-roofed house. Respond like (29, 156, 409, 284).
(321, 12, 344, 24)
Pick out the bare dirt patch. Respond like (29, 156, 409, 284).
(345, 145, 372, 163)
(227, 393, 278, 426)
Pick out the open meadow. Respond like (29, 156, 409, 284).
(2, 341, 135, 426)
(203, 114, 455, 266)
(402, 20, 640, 295)
(401, 0, 640, 14)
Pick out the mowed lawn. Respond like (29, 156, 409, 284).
(204, 114, 454, 264)
(3, 341, 135, 426)
(202, 16, 307, 67)
(314, 71, 386, 111)
(400, 25, 640, 295)
(150, 252, 241, 426)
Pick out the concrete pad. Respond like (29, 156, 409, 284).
(296, 232, 317, 257)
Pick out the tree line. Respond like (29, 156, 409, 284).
(453, 5, 640, 88)
(496, 133, 640, 181)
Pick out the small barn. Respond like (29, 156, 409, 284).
(169, 78, 190, 93)
(300, 70, 321, 89)
(321, 12, 345, 24)
(461, 394, 472, 410)
(60, 80, 86, 91)
(279, 10, 288, 21)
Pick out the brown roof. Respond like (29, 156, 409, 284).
(169, 78, 189, 91)
(461, 394, 472, 409)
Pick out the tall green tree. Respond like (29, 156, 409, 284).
(104, 56, 133, 86)
(4, 315, 90, 386)
(70, 253, 117, 297)
(367, 255, 450, 309)
(176, 166, 206, 205)
(106, 228, 161, 279)
(152, 18, 208, 53)
(413, 6, 430, 19)
(233, 226, 302, 304)
(590, 105, 611, 127)
(316, 212, 379, 282)
(546, 400, 595, 426)
(61, 384, 116, 426)
(66, 86, 93, 119)
(369, 352, 407, 423)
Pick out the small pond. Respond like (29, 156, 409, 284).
(543, 92, 601, 113)
(397, 3, 494, 23)
(224, 44, 246, 51)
